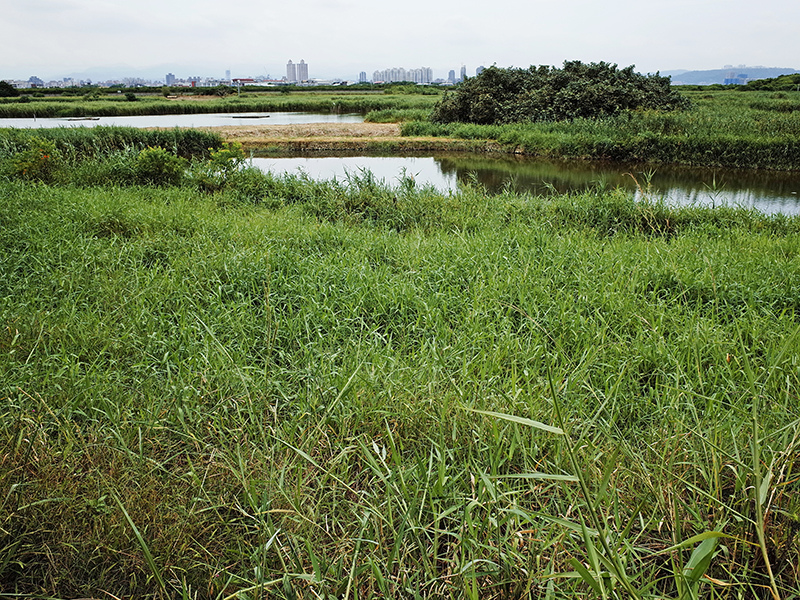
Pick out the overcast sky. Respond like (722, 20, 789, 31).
(2, 0, 798, 82)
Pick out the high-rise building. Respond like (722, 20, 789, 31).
(286, 60, 297, 82)
(297, 59, 308, 81)
(447, 70, 456, 84)
(371, 66, 433, 84)
(359, 71, 368, 83)
(476, 66, 485, 76)
(165, 73, 176, 86)
(225, 69, 231, 83)
(460, 65, 467, 82)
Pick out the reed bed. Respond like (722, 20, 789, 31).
(1, 146, 799, 598)
(0, 126, 223, 158)
(0, 94, 439, 119)
(401, 90, 800, 170)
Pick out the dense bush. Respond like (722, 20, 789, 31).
(0, 81, 19, 97)
(7, 136, 61, 182)
(431, 61, 690, 124)
(133, 147, 186, 185)
(745, 73, 800, 91)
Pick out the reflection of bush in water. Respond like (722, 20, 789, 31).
(434, 155, 622, 195)
(433, 154, 800, 204)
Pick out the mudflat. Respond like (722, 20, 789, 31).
(201, 122, 401, 142)
(198, 121, 501, 153)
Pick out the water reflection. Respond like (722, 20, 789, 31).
(251, 153, 800, 215)
(0, 112, 364, 129)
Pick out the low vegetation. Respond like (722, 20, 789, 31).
(0, 130, 799, 599)
(404, 90, 800, 170)
(0, 92, 439, 119)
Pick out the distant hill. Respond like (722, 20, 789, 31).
(662, 67, 798, 86)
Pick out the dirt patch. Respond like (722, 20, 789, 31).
(182, 122, 507, 154)
(201, 122, 401, 141)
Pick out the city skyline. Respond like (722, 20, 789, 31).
(6, 62, 798, 91)
(2, 0, 798, 83)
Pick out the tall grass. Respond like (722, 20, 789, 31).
(0, 94, 439, 119)
(1, 163, 799, 598)
(0, 126, 223, 158)
(402, 90, 800, 170)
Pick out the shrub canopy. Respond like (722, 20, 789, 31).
(431, 61, 690, 124)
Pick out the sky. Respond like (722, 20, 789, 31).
(2, 0, 798, 82)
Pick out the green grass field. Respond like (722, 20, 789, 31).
(0, 92, 439, 119)
(1, 136, 800, 598)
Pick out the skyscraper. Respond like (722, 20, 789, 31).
(286, 60, 297, 82)
(460, 65, 467, 82)
(297, 59, 308, 82)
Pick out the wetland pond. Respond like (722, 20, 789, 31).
(0, 112, 364, 129)
(251, 153, 800, 216)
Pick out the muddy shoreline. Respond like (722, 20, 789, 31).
(197, 122, 506, 154)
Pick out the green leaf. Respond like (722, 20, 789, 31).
(495, 472, 579, 483)
(758, 467, 773, 506)
(683, 536, 719, 583)
(569, 558, 603, 595)
(466, 408, 564, 435)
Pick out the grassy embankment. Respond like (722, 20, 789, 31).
(400, 91, 800, 170)
(1, 129, 799, 599)
(0, 92, 439, 119)
(5, 89, 800, 172)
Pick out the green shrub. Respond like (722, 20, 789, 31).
(191, 142, 247, 192)
(8, 136, 62, 182)
(0, 80, 19, 97)
(431, 61, 690, 124)
(134, 147, 186, 185)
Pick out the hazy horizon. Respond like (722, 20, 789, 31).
(2, 0, 798, 82)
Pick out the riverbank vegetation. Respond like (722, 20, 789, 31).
(403, 90, 800, 170)
(0, 91, 440, 119)
(1, 131, 799, 598)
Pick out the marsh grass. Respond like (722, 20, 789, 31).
(0, 93, 439, 119)
(1, 162, 800, 599)
(402, 91, 800, 170)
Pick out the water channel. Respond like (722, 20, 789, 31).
(0, 112, 364, 129)
(2, 111, 799, 214)
(251, 153, 800, 216)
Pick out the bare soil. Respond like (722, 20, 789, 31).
(198, 122, 503, 153)
(201, 122, 401, 141)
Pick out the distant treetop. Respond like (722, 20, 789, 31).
(430, 61, 690, 125)
(0, 80, 20, 97)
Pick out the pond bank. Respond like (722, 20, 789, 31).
(205, 122, 504, 153)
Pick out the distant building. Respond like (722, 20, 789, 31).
(359, 71, 368, 83)
(28, 76, 44, 87)
(723, 71, 748, 85)
(460, 65, 467, 82)
(447, 70, 456, 84)
(476, 66, 485, 76)
(371, 66, 432, 84)
(286, 60, 297, 82)
(165, 73, 176, 86)
(225, 69, 231, 83)
(297, 59, 308, 81)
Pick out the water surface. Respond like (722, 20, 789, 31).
(251, 153, 800, 215)
(0, 112, 364, 129)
